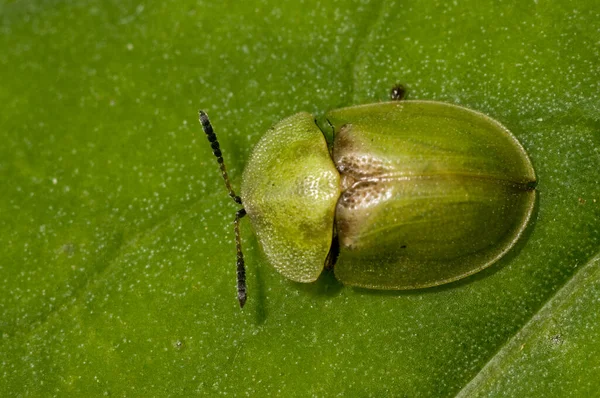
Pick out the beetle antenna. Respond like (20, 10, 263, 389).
(198, 110, 243, 205)
(234, 209, 247, 308)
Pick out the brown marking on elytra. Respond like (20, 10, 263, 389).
(338, 180, 389, 211)
(334, 124, 391, 181)
(337, 154, 388, 179)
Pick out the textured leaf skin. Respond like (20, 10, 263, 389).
(1, 1, 598, 396)
(328, 101, 536, 289)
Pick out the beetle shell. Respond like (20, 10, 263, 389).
(241, 112, 341, 283)
(241, 101, 536, 289)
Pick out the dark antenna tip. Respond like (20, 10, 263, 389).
(199, 110, 243, 205)
(235, 209, 247, 309)
(198, 109, 208, 123)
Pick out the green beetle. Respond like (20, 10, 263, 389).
(200, 87, 536, 307)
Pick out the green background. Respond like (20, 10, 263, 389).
(1, 0, 598, 396)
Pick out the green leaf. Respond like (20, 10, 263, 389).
(457, 254, 600, 397)
(1, 0, 598, 396)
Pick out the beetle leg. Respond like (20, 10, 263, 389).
(324, 230, 340, 270)
(390, 84, 406, 101)
(199, 110, 243, 205)
(325, 118, 335, 135)
(234, 208, 247, 308)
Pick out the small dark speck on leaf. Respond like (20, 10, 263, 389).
(173, 340, 186, 350)
(550, 334, 563, 346)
